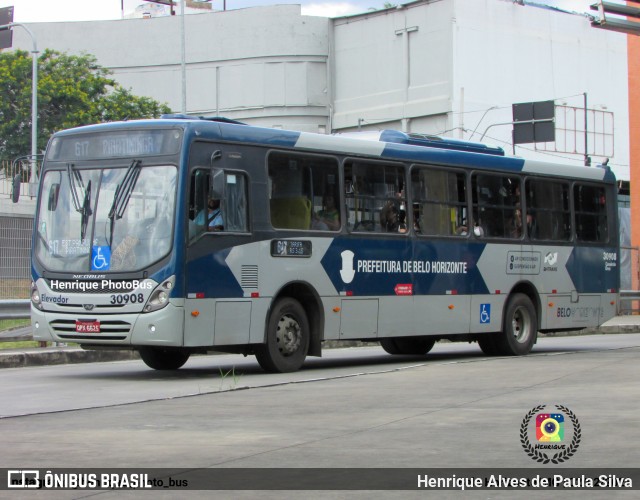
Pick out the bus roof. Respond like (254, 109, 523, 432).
(51, 117, 617, 183)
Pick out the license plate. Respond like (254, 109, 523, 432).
(75, 320, 100, 333)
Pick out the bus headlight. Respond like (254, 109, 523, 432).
(143, 276, 175, 313)
(31, 282, 42, 310)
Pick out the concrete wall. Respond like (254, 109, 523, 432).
(332, 0, 454, 134)
(10, 5, 330, 132)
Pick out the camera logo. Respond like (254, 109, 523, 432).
(536, 413, 564, 442)
(521, 404, 581, 464)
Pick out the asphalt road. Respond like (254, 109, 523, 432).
(0, 334, 639, 498)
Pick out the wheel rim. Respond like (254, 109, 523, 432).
(511, 305, 532, 343)
(276, 314, 302, 357)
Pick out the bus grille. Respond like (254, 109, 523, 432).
(50, 319, 131, 341)
(241, 265, 259, 289)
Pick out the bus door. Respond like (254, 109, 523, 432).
(184, 145, 252, 347)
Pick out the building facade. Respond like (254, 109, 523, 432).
(7, 0, 630, 179)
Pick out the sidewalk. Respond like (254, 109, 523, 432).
(1, 316, 639, 369)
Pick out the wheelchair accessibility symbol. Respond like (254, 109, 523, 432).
(480, 303, 491, 324)
(91, 246, 111, 271)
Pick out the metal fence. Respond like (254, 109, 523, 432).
(0, 157, 42, 198)
(0, 214, 33, 299)
(619, 245, 640, 315)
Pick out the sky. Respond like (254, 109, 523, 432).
(0, 0, 597, 23)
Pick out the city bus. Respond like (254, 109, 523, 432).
(26, 116, 619, 372)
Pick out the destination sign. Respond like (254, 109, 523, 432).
(46, 129, 182, 161)
(271, 240, 312, 258)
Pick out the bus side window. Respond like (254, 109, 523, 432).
(268, 151, 339, 231)
(345, 160, 406, 233)
(188, 169, 249, 239)
(411, 167, 466, 236)
(472, 173, 520, 238)
(574, 183, 608, 243)
(525, 179, 571, 241)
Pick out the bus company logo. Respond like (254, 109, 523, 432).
(340, 250, 355, 283)
(520, 404, 581, 464)
(8, 470, 40, 488)
(543, 252, 558, 271)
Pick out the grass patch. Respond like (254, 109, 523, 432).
(0, 319, 30, 332)
(0, 341, 43, 349)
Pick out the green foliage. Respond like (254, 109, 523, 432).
(0, 49, 171, 160)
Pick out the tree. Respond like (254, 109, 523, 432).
(0, 49, 171, 160)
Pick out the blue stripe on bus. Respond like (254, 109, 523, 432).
(565, 247, 619, 293)
(186, 249, 245, 298)
(380, 143, 527, 172)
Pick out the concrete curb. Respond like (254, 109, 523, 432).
(0, 348, 139, 369)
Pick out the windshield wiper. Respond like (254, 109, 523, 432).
(67, 163, 84, 213)
(80, 180, 92, 241)
(107, 160, 142, 247)
(67, 163, 92, 240)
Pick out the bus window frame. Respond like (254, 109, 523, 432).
(343, 157, 408, 236)
(187, 165, 252, 243)
(266, 149, 342, 232)
(572, 180, 613, 245)
(471, 170, 523, 240)
(524, 176, 572, 243)
(409, 163, 470, 239)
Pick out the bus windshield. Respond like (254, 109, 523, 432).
(35, 164, 177, 273)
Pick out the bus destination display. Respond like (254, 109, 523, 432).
(47, 129, 182, 161)
(271, 240, 312, 258)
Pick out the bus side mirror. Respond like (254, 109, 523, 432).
(210, 168, 225, 200)
(47, 183, 60, 211)
(11, 174, 21, 203)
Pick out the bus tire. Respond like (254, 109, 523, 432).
(495, 293, 538, 355)
(380, 337, 436, 355)
(255, 297, 309, 373)
(139, 347, 190, 370)
(477, 334, 500, 355)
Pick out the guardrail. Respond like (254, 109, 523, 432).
(619, 290, 640, 315)
(0, 299, 30, 319)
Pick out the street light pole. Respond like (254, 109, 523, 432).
(180, 0, 186, 113)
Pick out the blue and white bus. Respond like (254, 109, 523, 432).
(27, 116, 619, 372)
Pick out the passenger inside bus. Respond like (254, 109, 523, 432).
(312, 193, 340, 230)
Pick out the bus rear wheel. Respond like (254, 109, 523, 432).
(139, 347, 191, 370)
(380, 336, 436, 355)
(255, 297, 309, 373)
(495, 293, 538, 355)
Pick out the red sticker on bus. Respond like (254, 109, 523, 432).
(394, 284, 413, 296)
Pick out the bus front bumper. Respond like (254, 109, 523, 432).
(30, 302, 185, 347)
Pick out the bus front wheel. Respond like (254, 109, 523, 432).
(139, 347, 190, 370)
(380, 336, 436, 355)
(495, 293, 538, 355)
(255, 297, 309, 373)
